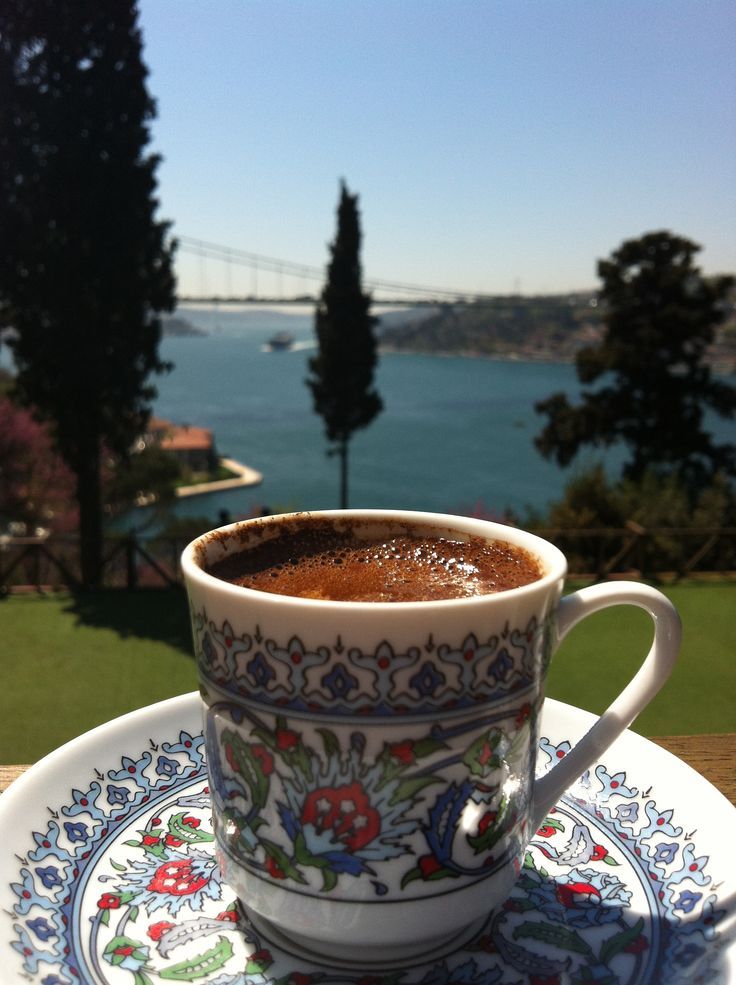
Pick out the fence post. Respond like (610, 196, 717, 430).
(627, 520, 647, 576)
(31, 541, 41, 589)
(126, 533, 139, 590)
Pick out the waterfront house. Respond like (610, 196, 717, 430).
(145, 417, 218, 474)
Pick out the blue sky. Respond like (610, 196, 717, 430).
(138, 0, 736, 298)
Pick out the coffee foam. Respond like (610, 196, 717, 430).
(206, 520, 542, 602)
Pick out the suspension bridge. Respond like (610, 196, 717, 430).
(175, 235, 490, 306)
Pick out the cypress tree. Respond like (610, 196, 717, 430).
(307, 181, 382, 508)
(0, 0, 176, 585)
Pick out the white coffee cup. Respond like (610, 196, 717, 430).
(181, 510, 681, 966)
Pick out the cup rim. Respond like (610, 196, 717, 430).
(180, 509, 567, 609)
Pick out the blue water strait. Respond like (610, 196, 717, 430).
(145, 304, 619, 527)
(4, 303, 728, 529)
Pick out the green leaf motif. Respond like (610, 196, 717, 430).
(261, 839, 308, 885)
(317, 727, 341, 759)
(390, 774, 443, 806)
(104, 935, 148, 966)
(400, 863, 456, 889)
(539, 816, 565, 833)
(514, 920, 595, 959)
(321, 867, 338, 893)
(289, 743, 315, 784)
(245, 947, 274, 973)
(466, 796, 509, 854)
(159, 937, 233, 980)
(292, 832, 343, 890)
(221, 730, 270, 808)
(506, 896, 537, 912)
(573, 966, 616, 985)
(463, 730, 504, 778)
(128, 836, 167, 859)
(293, 832, 327, 869)
(375, 735, 447, 793)
(412, 736, 449, 759)
(401, 866, 423, 889)
(599, 916, 645, 967)
(168, 812, 215, 845)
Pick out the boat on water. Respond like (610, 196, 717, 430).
(267, 331, 295, 351)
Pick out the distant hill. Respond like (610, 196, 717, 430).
(377, 295, 602, 362)
(377, 294, 736, 370)
(162, 316, 206, 337)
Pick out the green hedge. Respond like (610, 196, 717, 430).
(0, 582, 733, 764)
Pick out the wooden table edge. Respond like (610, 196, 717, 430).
(2, 734, 734, 804)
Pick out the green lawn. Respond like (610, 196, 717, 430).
(1, 582, 734, 764)
(547, 581, 735, 736)
(0, 589, 199, 763)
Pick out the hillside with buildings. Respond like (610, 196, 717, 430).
(378, 294, 736, 370)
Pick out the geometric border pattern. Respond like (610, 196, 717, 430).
(192, 607, 553, 716)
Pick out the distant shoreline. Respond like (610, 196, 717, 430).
(378, 345, 734, 374)
(378, 344, 573, 365)
(162, 306, 735, 375)
(175, 457, 263, 498)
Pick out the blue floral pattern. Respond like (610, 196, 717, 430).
(2, 703, 731, 985)
(192, 608, 550, 715)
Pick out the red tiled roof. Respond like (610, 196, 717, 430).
(149, 417, 213, 451)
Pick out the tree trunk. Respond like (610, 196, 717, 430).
(76, 444, 103, 588)
(339, 437, 349, 510)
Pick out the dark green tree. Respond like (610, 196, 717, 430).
(535, 231, 735, 496)
(307, 181, 382, 508)
(0, 0, 176, 585)
(103, 445, 182, 520)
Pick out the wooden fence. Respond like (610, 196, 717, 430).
(1, 526, 735, 593)
(0, 533, 187, 592)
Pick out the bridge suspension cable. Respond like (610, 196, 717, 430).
(176, 235, 486, 304)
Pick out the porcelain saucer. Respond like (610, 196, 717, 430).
(1, 693, 733, 984)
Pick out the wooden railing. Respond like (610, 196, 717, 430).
(1, 526, 734, 593)
(0, 533, 189, 592)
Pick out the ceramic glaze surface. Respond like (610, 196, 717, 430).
(181, 512, 682, 957)
(1, 694, 732, 984)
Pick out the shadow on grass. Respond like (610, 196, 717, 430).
(63, 587, 195, 655)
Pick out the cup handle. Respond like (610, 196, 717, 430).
(531, 581, 682, 830)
